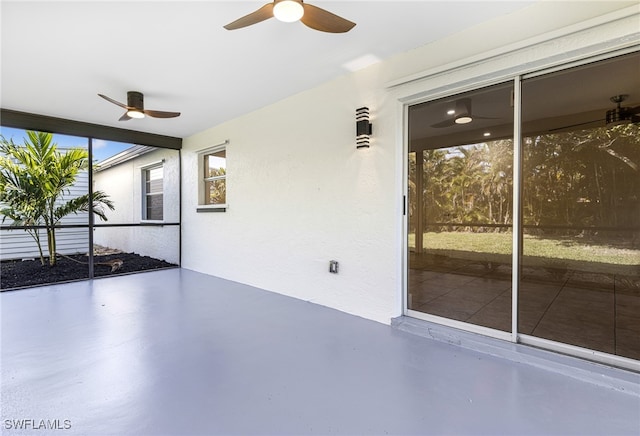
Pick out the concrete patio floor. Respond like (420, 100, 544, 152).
(1, 268, 639, 435)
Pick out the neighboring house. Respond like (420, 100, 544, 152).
(1, 144, 180, 264)
(93, 145, 180, 265)
(0, 147, 90, 261)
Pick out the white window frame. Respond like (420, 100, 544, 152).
(197, 141, 228, 212)
(141, 162, 164, 222)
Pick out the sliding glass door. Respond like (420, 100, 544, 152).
(407, 51, 639, 365)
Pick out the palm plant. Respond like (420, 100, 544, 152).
(0, 131, 114, 266)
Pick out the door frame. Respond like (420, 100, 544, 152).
(396, 45, 640, 372)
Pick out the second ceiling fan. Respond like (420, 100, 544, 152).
(431, 98, 497, 128)
(224, 0, 356, 33)
(98, 91, 180, 121)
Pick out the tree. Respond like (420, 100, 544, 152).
(522, 123, 639, 230)
(0, 131, 114, 266)
(206, 167, 226, 204)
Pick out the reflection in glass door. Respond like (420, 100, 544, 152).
(407, 83, 514, 334)
(406, 51, 640, 367)
(520, 53, 640, 361)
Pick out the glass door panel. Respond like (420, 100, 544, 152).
(407, 82, 514, 332)
(520, 52, 640, 360)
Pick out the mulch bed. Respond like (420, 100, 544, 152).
(1, 253, 177, 290)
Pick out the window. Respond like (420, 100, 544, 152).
(202, 149, 226, 207)
(143, 164, 163, 221)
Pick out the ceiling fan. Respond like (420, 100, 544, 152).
(98, 91, 180, 121)
(224, 0, 356, 33)
(605, 94, 639, 125)
(431, 98, 497, 128)
(549, 94, 640, 132)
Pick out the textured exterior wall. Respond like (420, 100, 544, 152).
(181, 3, 639, 324)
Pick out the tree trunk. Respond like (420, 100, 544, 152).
(47, 227, 57, 266)
(35, 229, 45, 266)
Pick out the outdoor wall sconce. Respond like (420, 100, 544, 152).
(356, 107, 373, 148)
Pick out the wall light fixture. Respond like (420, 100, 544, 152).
(356, 107, 372, 148)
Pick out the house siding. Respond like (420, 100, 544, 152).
(0, 167, 90, 261)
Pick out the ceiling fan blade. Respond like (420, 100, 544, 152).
(143, 109, 181, 119)
(473, 115, 500, 120)
(300, 3, 356, 33)
(224, 3, 274, 30)
(548, 119, 604, 132)
(119, 112, 131, 121)
(431, 119, 456, 128)
(98, 93, 127, 109)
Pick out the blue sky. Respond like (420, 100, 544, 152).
(0, 126, 133, 163)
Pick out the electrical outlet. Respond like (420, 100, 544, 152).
(329, 260, 339, 274)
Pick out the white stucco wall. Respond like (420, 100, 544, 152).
(181, 2, 639, 324)
(93, 147, 180, 264)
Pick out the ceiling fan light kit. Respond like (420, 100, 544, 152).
(431, 98, 488, 128)
(126, 110, 145, 119)
(453, 98, 473, 124)
(125, 91, 145, 118)
(605, 94, 639, 126)
(273, 0, 304, 22)
(224, 0, 356, 33)
(454, 115, 473, 124)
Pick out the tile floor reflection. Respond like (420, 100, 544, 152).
(409, 255, 640, 361)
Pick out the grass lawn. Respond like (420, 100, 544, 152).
(409, 232, 639, 269)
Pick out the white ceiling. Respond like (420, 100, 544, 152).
(1, 1, 538, 139)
